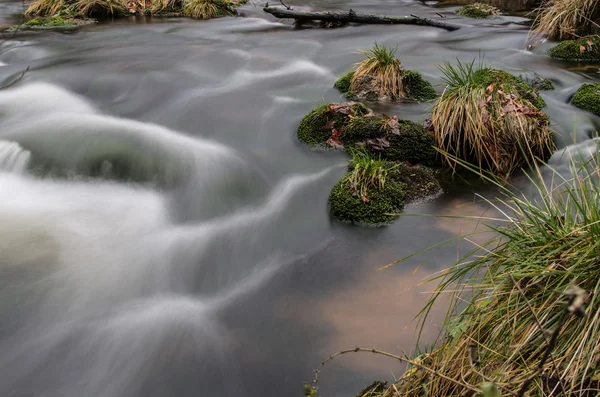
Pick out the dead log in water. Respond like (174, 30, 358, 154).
(263, 7, 465, 31)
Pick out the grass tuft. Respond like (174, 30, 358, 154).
(384, 148, 600, 396)
(182, 0, 233, 19)
(533, 0, 600, 40)
(431, 59, 554, 177)
(457, 2, 500, 19)
(351, 43, 405, 100)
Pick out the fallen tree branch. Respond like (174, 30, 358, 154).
(263, 6, 464, 31)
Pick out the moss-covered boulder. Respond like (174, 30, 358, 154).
(549, 36, 600, 61)
(333, 71, 356, 100)
(10, 15, 95, 31)
(329, 160, 441, 225)
(457, 3, 500, 18)
(404, 70, 438, 101)
(473, 68, 546, 109)
(572, 83, 600, 116)
(342, 115, 437, 165)
(333, 70, 437, 102)
(297, 102, 371, 147)
(329, 172, 405, 225)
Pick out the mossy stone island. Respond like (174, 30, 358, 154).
(333, 70, 437, 102)
(549, 36, 600, 61)
(572, 83, 600, 116)
(431, 62, 554, 177)
(342, 116, 437, 165)
(297, 102, 371, 147)
(329, 161, 441, 225)
(9, 15, 96, 31)
(457, 3, 500, 18)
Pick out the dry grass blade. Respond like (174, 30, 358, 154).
(182, 0, 232, 19)
(72, 0, 128, 16)
(533, 0, 600, 40)
(25, 0, 65, 16)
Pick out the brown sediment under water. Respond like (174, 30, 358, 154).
(0, 1, 597, 396)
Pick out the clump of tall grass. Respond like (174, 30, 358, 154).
(182, 0, 233, 19)
(533, 0, 600, 40)
(347, 148, 390, 200)
(431, 59, 554, 178)
(351, 43, 405, 99)
(385, 150, 600, 396)
(25, 0, 127, 16)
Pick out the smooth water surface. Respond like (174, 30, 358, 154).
(0, 1, 598, 396)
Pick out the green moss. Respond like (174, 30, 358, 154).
(572, 83, 600, 116)
(473, 68, 546, 109)
(24, 15, 77, 26)
(334, 71, 356, 99)
(342, 115, 386, 145)
(329, 172, 405, 225)
(404, 70, 437, 101)
(549, 36, 600, 61)
(297, 102, 370, 147)
(342, 117, 437, 165)
(457, 3, 500, 19)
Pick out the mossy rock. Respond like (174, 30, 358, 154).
(334, 71, 356, 100)
(473, 68, 546, 109)
(333, 70, 436, 102)
(457, 3, 500, 18)
(342, 116, 437, 165)
(329, 172, 406, 225)
(549, 36, 600, 61)
(389, 164, 441, 201)
(404, 70, 437, 101)
(297, 102, 371, 146)
(572, 83, 600, 116)
(10, 15, 95, 31)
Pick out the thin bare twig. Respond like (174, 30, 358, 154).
(311, 347, 481, 394)
(279, 0, 291, 10)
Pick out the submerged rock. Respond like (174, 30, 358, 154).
(549, 36, 600, 61)
(457, 3, 500, 18)
(572, 83, 600, 116)
(333, 70, 437, 102)
(524, 74, 555, 91)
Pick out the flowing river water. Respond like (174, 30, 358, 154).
(0, 1, 598, 396)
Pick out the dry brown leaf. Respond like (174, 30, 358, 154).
(326, 126, 344, 149)
(580, 45, 586, 54)
(486, 83, 495, 93)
